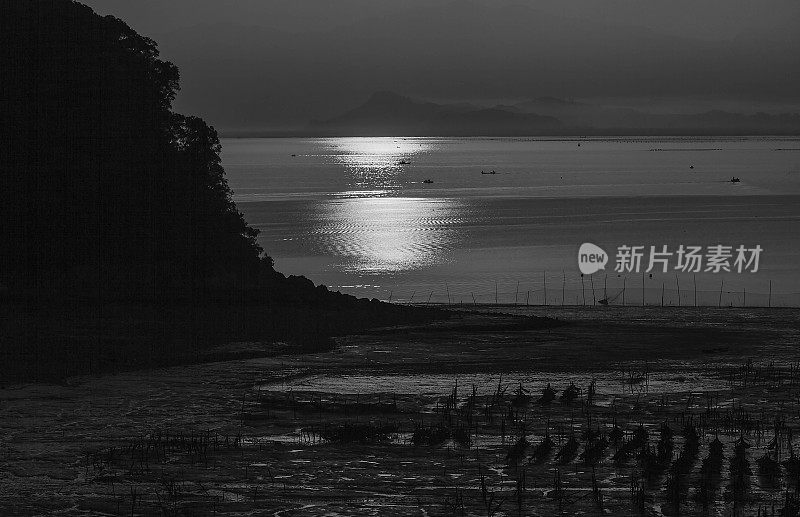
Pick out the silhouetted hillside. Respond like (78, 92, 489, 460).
(1, 0, 443, 381)
(3, 0, 264, 301)
(308, 91, 561, 136)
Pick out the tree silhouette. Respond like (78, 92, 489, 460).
(2, 0, 263, 301)
(0, 0, 439, 380)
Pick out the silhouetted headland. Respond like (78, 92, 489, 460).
(1, 0, 444, 383)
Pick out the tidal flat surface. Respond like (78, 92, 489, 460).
(2, 306, 799, 515)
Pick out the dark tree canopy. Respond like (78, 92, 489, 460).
(2, 0, 265, 302)
(0, 0, 440, 381)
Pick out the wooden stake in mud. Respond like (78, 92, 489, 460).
(622, 277, 626, 306)
(543, 271, 547, 306)
(526, 290, 530, 306)
(471, 292, 476, 306)
(410, 290, 415, 303)
(427, 291, 433, 305)
(642, 269, 645, 307)
(581, 275, 586, 305)
(389, 291, 392, 303)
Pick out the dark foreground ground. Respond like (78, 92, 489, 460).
(1, 306, 799, 516)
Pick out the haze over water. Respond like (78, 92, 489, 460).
(223, 137, 800, 306)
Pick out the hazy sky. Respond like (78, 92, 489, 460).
(83, 0, 800, 132)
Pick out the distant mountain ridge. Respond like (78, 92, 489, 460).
(308, 91, 561, 136)
(299, 92, 800, 137)
(513, 97, 800, 134)
(140, 0, 800, 132)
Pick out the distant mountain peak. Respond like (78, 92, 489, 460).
(308, 91, 560, 136)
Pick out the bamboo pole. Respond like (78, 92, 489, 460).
(622, 277, 626, 306)
(642, 270, 645, 307)
(581, 275, 586, 306)
(543, 272, 547, 306)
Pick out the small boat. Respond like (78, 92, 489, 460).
(730, 177, 741, 183)
(397, 159, 410, 165)
(481, 170, 496, 175)
(422, 179, 434, 184)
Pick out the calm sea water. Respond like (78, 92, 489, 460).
(222, 137, 800, 306)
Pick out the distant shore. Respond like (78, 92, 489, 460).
(220, 130, 800, 138)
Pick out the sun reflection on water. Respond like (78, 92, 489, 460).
(322, 137, 435, 193)
(312, 196, 464, 273)
(308, 137, 460, 273)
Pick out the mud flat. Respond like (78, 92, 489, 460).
(1, 306, 799, 515)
